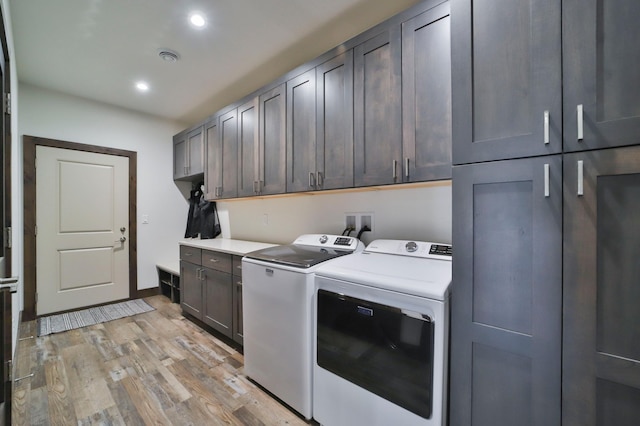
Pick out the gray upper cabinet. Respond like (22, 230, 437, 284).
(218, 109, 239, 199)
(206, 109, 238, 200)
(563, 0, 640, 152)
(402, 2, 452, 182)
(316, 51, 354, 190)
(354, 27, 402, 187)
(451, 0, 562, 165)
(258, 84, 287, 195)
(174, 125, 205, 180)
(563, 146, 640, 426)
(286, 69, 317, 192)
(237, 98, 259, 197)
(204, 118, 217, 199)
(450, 155, 563, 426)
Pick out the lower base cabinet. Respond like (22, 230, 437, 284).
(451, 146, 640, 426)
(180, 246, 244, 345)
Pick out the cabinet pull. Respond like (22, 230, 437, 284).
(317, 172, 323, 188)
(196, 268, 200, 280)
(259, 181, 263, 194)
(309, 172, 316, 189)
(237, 281, 243, 287)
(405, 158, 410, 179)
(577, 160, 584, 196)
(577, 104, 584, 141)
(393, 160, 398, 180)
(209, 258, 219, 263)
(544, 163, 550, 197)
(543, 110, 550, 144)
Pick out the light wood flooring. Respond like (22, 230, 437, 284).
(12, 295, 311, 426)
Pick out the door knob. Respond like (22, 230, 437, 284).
(120, 227, 126, 233)
(115, 236, 126, 243)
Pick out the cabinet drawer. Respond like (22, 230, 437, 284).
(202, 250, 232, 273)
(180, 246, 202, 264)
(232, 256, 243, 278)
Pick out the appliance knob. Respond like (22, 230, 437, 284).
(319, 235, 328, 244)
(405, 241, 418, 252)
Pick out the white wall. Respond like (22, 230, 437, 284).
(220, 182, 452, 246)
(18, 83, 189, 293)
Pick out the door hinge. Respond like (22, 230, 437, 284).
(4, 93, 10, 115)
(4, 227, 11, 248)
(5, 360, 11, 382)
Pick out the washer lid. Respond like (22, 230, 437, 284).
(244, 234, 364, 269)
(314, 250, 452, 300)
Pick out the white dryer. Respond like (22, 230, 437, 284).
(313, 239, 452, 426)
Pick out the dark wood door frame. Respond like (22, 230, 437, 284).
(23, 135, 138, 321)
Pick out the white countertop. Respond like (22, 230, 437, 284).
(179, 238, 278, 256)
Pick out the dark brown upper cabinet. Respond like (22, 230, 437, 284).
(174, 125, 205, 180)
(237, 98, 259, 197)
(316, 51, 355, 190)
(451, 0, 562, 165)
(354, 27, 402, 187)
(258, 84, 287, 196)
(563, 0, 640, 152)
(402, 2, 452, 182)
(286, 69, 317, 193)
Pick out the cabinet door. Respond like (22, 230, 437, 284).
(204, 119, 218, 200)
(450, 155, 562, 426)
(563, 147, 640, 426)
(354, 28, 402, 187)
(287, 69, 317, 193)
(451, 0, 561, 164)
(237, 98, 259, 197)
(203, 267, 233, 338)
(173, 133, 187, 180)
(180, 261, 203, 320)
(217, 109, 238, 199)
(316, 51, 354, 190)
(563, 0, 640, 152)
(187, 126, 205, 176)
(232, 256, 243, 344)
(259, 84, 287, 195)
(402, 3, 452, 182)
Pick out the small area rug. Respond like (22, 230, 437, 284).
(37, 299, 155, 337)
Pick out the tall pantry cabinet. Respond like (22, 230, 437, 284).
(450, 0, 640, 425)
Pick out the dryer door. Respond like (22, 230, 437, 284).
(316, 289, 435, 419)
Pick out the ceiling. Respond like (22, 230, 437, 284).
(9, 0, 421, 125)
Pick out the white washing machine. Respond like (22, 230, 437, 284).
(242, 234, 364, 419)
(313, 239, 452, 426)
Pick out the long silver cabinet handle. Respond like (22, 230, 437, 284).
(577, 104, 584, 141)
(543, 111, 550, 144)
(309, 172, 316, 189)
(317, 172, 323, 188)
(405, 158, 410, 179)
(392, 160, 398, 180)
(544, 163, 550, 197)
(577, 160, 584, 196)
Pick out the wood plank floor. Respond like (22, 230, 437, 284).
(12, 295, 312, 426)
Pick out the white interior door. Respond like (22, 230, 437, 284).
(36, 146, 129, 316)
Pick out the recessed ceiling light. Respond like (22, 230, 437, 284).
(135, 81, 149, 92)
(189, 12, 206, 28)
